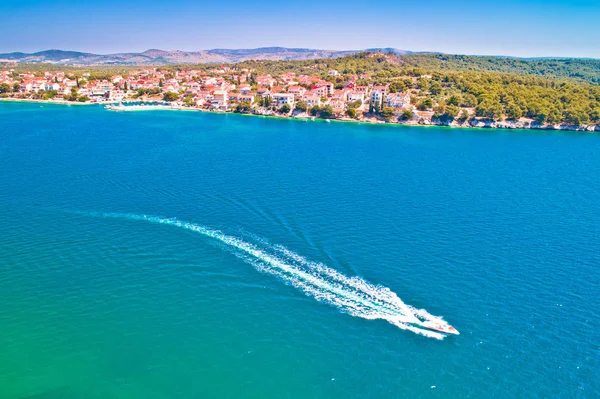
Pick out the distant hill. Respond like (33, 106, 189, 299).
(0, 47, 381, 65)
(2, 48, 597, 85)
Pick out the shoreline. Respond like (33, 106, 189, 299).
(0, 98, 99, 106)
(2, 98, 598, 133)
(104, 103, 600, 133)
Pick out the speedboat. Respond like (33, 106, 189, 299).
(419, 320, 460, 335)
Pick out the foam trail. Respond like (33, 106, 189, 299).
(95, 212, 447, 339)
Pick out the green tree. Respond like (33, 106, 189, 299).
(348, 99, 362, 109)
(183, 95, 194, 106)
(13, 82, 21, 93)
(505, 102, 523, 120)
(261, 96, 272, 107)
(590, 107, 600, 123)
(163, 91, 179, 102)
(0, 83, 10, 93)
(389, 81, 407, 93)
(294, 101, 307, 112)
(381, 107, 395, 120)
(319, 105, 334, 119)
(66, 88, 76, 101)
(462, 93, 478, 107)
(429, 81, 442, 95)
(280, 103, 291, 114)
(417, 98, 433, 111)
(444, 104, 460, 119)
(400, 109, 413, 121)
(563, 108, 589, 125)
(476, 99, 504, 120)
(447, 95, 460, 106)
(77, 95, 90, 102)
(346, 108, 357, 118)
(546, 109, 561, 124)
(235, 101, 252, 113)
(42, 90, 58, 100)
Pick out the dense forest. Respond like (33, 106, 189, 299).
(394, 54, 600, 85)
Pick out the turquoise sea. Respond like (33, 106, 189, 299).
(0, 102, 598, 398)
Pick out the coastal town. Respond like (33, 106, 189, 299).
(0, 66, 412, 119)
(1, 61, 598, 131)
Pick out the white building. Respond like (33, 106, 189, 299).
(271, 93, 295, 108)
(304, 95, 321, 107)
(370, 90, 384, 108)
(211, 90, 229, 110)
(43, 82, 60, 91)
(386, 93, 410, 108)
(347, 92, 365, 103)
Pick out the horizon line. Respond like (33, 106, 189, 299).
(1, 47, 599, 61)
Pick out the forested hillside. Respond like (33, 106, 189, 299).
(236, 53, 600, 125)
(394, 54, 600, 85)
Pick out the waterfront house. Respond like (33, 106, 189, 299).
(212, 90, 228, 103)
(386, 93, 410, 109)
(95, 81, 113, 92)
(58, 85, 71, 96)
(271, 93, 295, 108)
(370, 90, 385, 108)
(43, 82, 60, 91)
(330, 100, 346, 113)
(304, 95, 321, 107)
(20, 81, 33, 92)
(239, 93, 255, 104)
(30, 81, 43, 92)
(109, 90, 126, 101)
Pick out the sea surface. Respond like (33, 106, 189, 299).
(0, 102, 598, 398)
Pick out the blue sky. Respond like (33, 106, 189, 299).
(1, 0, 599, 58)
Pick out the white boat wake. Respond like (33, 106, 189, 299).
(94, 212, 455, 339)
